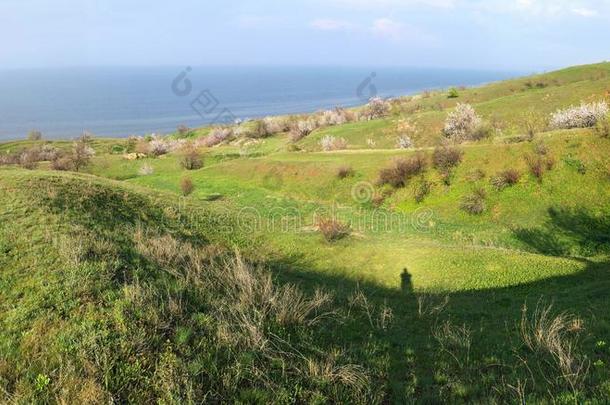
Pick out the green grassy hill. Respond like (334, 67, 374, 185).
(1, 62, 610, 403)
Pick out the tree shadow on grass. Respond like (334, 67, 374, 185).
(514, 206, 610, 257)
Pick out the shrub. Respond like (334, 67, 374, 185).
(110, 144, 125, 154)
(27, 130, 42, 141)
(126, 136, 138, 152)
(447, 87, 459, 98)
(396, 134, 414, 149)
(176, 124, 192, 137)
(197, 127, 233, 147)
(523, 111, 545, 140)
(318, 108, 349, 126)
(466, 168, 486, 182)
(336, 165, 355, 179)
(250, 120, 271, 138)
(595, 114, 610, 138)
(73, 140, 95, 171)
(316, 218, 351, 242)
(149, 135, 171, 156)
(460, 187, 486, 214)
(433, 144, 463, 186)
(549, 101, 609, 129)
(134, 139, 151, 155)
(290, 119, 317, 142)
(0, 151, 20, 166)
(470, 121, 494, 140)
(50, 155, 74, 171)
(443, 103, 482, 142)
(525, 154, 548, 182)
(179, 145, 203, 170)
(413, 177, 432, 203)
(261, 116, 291, 135)
(490, 169, 521, 190)
(180, 177, 194, 196)
(362, 97, 391, 120)
(320, 136, 348, 151)
(138, 163, 154, 176)
(534, 141, 549, 155)
(19, 148, 39, 169)
(377, 154, 427, 188)
(432, 145, 463, 173)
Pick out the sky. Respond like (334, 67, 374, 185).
(0, 0, 609, 71)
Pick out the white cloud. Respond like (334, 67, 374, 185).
(310, 18, 353, 31)
(512, 0, 604, 17)
(326, 0, 455, 9)
(472, 0, 605, 19)
(371, 18, 405, 40)
(571, 7, 598, 17)
(309, 17, 436, 45)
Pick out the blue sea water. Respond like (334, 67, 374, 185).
(0, 66, 521, 141)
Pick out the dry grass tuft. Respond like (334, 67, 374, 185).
(417, 294, 450, 318)
(316, 217, 351, 242)
(304, 353, 370, 392)
(520, 302, 589, 390)
(433, 320, 472, 369)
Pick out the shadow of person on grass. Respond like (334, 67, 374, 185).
(264, 205, 610, 402)
(400, 267, 414, 295)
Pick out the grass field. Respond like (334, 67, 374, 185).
(1, 62, 610, 403)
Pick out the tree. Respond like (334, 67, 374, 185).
(71, 139, 95, 172)
(27, 130, 42, 141)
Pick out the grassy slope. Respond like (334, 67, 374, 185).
(106, 129, 609, 290)
(1, 168, 609, 403)
(1, 62, 610, 402)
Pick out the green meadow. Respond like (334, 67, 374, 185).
(1, 62, 610, 403)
